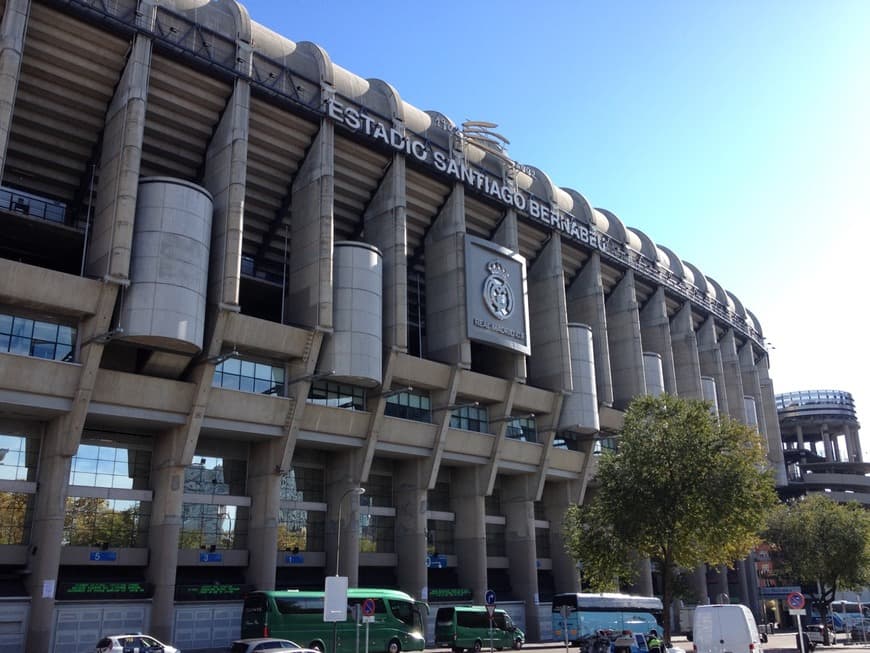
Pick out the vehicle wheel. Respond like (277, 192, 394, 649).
(514, 638, 523, 650)
(387, 639, 401, 653)
(473, 640, 483, 652)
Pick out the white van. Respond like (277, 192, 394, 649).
(692, 604, 763, 653)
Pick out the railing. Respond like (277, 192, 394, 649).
(0, 186, 67, 224)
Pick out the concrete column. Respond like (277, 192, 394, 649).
(542, 480, 581, 595)
(640, 287, 677, 394)
(452, 467, 487, 604)
(527, 235, 571, 392)
(145, 430, 188, 644)
(488, 210, 527, 380)
(85, 33, 152, 280)
(566, 253, 614, 407)
(286, 118, 334, 329)
(822, 426, 834, 461)
(0, 0, 29, 178)
(605, 270, 645, 410)
(245, 441, 282, 591)
(395, 460, 427, 600)
(719, 331, 747, 422)
(737, 557, 750, 605)
(697, 317, 729, 415)
(203, 75, 249, 309)
(364, 152, 408, 352)
(502, 475, 541, 641)
(756, 355, 787, 483)
(424, 184, 470, 366)
(670, 303, 703, 399)
(739, 344, 766, 448)
(693, 565, 710, 605)
(24, 419, 74, 653)
(796, 424, 805, 449)
(327, 452, 363, 585)
(715, 565, 729, 602)
(629, 556, 654, 596)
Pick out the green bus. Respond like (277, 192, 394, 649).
(241, 588, 428, 653)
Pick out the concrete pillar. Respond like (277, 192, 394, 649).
(542, 480, 581, 595)
(739, 344, 767, 448)
(737, 558, 750, 605)
(424, 184, 470, 366)
(640, 287, 677, 394)
(24, 419, 74, 653)
(503, 475, 541, 641)
(245, 441, 282, 591)
(203, 75, 249, 309)
(286, 118, 334, 330)
(822, 426, 834, 461)
(85, 33, 152, 280)
(796, 424, 805, 449)
(629, 556, 654, 596)
(567, 253, 614, 407)
(0, 0, 29, 179)
(452, 467, 487, 604)
(756, 355, 787, 483)
(327, 452, 363, 585)
(697, 317, 729, 415)
(605, 270, 645, 409)
(145, 430, 188, 644)
(719, 331, 747, 422)
(364, 152, 408, 352)
(715, 565, 729, 602)
(670, 303, 703, 399)
(395, 460, 427, 600)
(694, 565, 710, 605)
(527, 235, 571, 392)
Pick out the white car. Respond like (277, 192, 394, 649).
(229, 638, 307, 653)
(95, 633, 179, 653)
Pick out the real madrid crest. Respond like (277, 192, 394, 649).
(483, 260, 514, 320)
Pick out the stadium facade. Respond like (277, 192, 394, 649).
(0, 0, 787, 651)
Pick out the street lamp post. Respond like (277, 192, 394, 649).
(336, 487, 365, 577)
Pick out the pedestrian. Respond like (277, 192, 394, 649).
(647, 629, 664, 653)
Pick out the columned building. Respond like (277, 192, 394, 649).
(0, 1, 786, 651)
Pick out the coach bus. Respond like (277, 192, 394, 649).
(552, 593, 663, 647)
(241, 588, 427, 653)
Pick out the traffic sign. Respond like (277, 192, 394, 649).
(486, 604, 495, 619)
(485, 589, 496, 606)
(787, 591, 806, 610)
(362, 598, 376, 617)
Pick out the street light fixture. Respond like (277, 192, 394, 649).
(336, 487, 365, 577)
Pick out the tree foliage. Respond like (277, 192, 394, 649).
(564, 394, 779, 640)
(764, 494, 870, 628)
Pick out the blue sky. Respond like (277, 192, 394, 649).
(241, 1, 870, 456)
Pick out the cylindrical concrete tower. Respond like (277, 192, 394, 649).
(320, 241, 383, 386)
(701, 376, 719, 414)
(643, 351, 665, 397)
(119, 177, 213, 352)
(560, 323, 599, 432)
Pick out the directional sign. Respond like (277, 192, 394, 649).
(485, 589, 496, 606)
(787, 591, 806, 610)
(362, 598, 376, 617)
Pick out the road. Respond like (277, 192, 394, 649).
(425, 632, 870, 653)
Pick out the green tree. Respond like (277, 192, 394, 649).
(764, 494, 870, 642)
(564, 394, 778, 641)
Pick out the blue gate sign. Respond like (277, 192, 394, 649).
(199, 552, 223, 562)
(89, 551, 117, 561)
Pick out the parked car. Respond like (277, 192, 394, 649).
(806, 624, 837, 646)
(96, 633, 179, 653)
(229, 638, 309, 653)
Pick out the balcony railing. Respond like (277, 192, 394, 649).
(0, 186, 67, 224)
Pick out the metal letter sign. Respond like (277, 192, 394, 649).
(485, 589, 496, 606)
